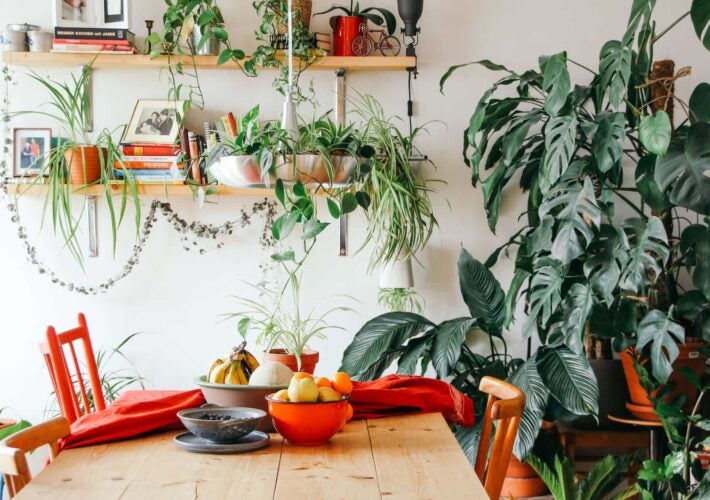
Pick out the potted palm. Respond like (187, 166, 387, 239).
(315, 1, 396, 56)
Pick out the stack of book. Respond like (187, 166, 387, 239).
(52, 27, 137, 54)
(313, 32, 331, 54)
(116, 143, 184, 184)
(269, 32, 332, 54)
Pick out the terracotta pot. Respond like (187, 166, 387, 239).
(264, 349, 319, 374)
(333, 16, 366, 56)
(64, 146, 105, 185)
(501, 456, 548, 498)
(620, 340, 706, 418)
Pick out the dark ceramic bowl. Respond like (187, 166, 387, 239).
(177, 405, 266, 444)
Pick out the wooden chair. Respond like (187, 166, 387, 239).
(39, 313, 105, 424)
(474, 376, 526, 499)
(0, 416, 70, 498)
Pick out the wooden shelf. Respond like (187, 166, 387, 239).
(6, 181, 274, 198)
(2, 52, 416, 71)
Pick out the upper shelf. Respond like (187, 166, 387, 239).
(6, 181, 274, 198)
(1, 52, 416, 71)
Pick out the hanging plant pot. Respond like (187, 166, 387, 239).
(191, 24, 220, 56)
(620, 339, 706, 421)
(379, 257, 414, 289)
(332, 16, 366, 56)
(264, 349, 319, 374)
(64, 146, 105, 185)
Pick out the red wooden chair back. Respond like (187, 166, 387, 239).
(474, 376, 526, 499)
(39, 313, 105, 423)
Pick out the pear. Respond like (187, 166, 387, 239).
(318, 387, 342, 402)
(288, 376, 319, 402)
(274, 389, 290, 401)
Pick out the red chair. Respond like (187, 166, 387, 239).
(39, 313, 106, 423)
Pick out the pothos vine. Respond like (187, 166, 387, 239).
(1, 65, 278, 295)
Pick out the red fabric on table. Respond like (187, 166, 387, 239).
(350, 375, 474, 427)
(59, 389, 205, 450)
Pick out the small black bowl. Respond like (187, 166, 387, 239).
(177, 405, 266, 444)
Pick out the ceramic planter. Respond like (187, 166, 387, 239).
(210, 155, 274, 186)
(275, 154, 358, 185)
(64, 146, 105, 185)
(620, 340, 706, 421)
(333, 16, 366, 56)
(501, 456, 548, 498)
(379, 257, 414, 289)
(264, 349, 319, 374)
(191, 25, 220, 55)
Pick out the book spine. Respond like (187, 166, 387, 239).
(53, 38, 132, 45)
(118, 161, 181, 169)
(121, 155, 180, 162)
(54, 27, 135, 42)
(188, 132, 202, 184)
(52, 43, 134, 52)
(121, 145, 180, 156)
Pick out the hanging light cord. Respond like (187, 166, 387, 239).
(407, 69, 414, 153)
(287, 0, 294, 94)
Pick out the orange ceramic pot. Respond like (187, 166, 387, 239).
(501, 456, 548, 498)
(266, 394, 349, 446)
(333, 16, 366, 56)
(264, 349, 319, 374)
(64, 146, 105, 185)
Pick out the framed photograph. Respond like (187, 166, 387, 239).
(13, 128, 52, 177)
(122, 100, 185, 145)
(53, 0, 129, 29)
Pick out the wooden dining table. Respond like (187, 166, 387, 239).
(16, 412, 487, 499)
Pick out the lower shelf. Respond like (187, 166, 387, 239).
(5, 182, 275, 197)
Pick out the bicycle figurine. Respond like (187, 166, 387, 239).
(351, 24, 402, 57)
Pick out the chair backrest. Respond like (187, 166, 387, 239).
(0, 416, 70, 498)
(474, 376, 526, 499)
(39, 313, 105, 423)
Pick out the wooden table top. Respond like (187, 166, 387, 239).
(17, 412, 487, 499)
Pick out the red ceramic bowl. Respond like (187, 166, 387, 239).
(266, 394, 349, 446)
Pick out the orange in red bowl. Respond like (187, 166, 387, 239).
(266, 394, 349, 446)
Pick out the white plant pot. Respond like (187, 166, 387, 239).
(379, 258, 414, 289)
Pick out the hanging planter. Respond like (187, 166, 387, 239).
(379, 257, 414, 289)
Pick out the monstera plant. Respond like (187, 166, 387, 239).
(440, 0, 709, 461)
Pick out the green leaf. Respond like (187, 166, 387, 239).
(637, 309, 685, 383)
(271, 249, 295, 262)
(341, 192, 358, 214)
(396, 335, 432, 375)
(454, 424, 481, 465)
(541, 113, 578, 193)
(599, 40, 632, 111)
(327, 198, 341, 219)
(689, 83, 710, 124)
(624, 0, 657, 45)
(537, 346, 599, 416)
(302, 218, 329, 240)
(526, 455, 564, 498)
(592, 112, 626, 172)
(293, 181, 307, 198)
(271, 212, 299, 241)
(579, 454, 635, 500)
(237, 317, 250, 338)
(584, 225, 629, 303)
(639, 111, 672, 156)
(540, 52, 571, 117)
(339, 313, 435, 377)
(654, 123, 710, 215)
(355, 191, 371, 211)
(431, 318, 476, 378)
(217, 48, 232, 65)
(635, 154, 671, 213)
(457, 248, 506, 334)
(561, 283, 594, 354)
(275, 179, 285, 206)
(0, 420, 31, 441)
(619, 217, 669, 294)
(524, 262, 564, 340)
(439, 60, 513, 93)
(691, 0, 710, 50)
(508, 358, 548, 459)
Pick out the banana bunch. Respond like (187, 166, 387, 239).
(207, 342, 260, 385)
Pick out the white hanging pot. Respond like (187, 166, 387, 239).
(379, 257, 414, 289)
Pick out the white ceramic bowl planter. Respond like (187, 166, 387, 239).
(275, 154, 360, 185)
(379, 257, 414, 289)
(209, 155, 275, 186)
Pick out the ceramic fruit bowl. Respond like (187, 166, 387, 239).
(177, 405, 267, 444)
(265, 394, 349, 446)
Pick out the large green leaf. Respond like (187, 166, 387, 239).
(592, 112, 626, 172)
(583, 225, 629, 303)
(689, 83, 710, 124)
(431, 318, 477, 378)
(654, 122, 710, 215)
(635, 154, 671, 213)
(540, 52, 571, 117)
(340, 313, 434, 377)
(454, 423, 481, 465)
(599, 40, 632, 111)
(561, 283, 594, 354)
(680, 223, 710, 298)
(619, 217, 669, 294)
(508, 357, 549, 459)
(541, 113, 578, 193)
(526, 455, 569, 500)
(439, 59, 514, 93)
(397, 334, 433, 375)
(579, 454, 635, 500)
(457, 249, 506, 334)
(540, 176, 601, 265)
(523, 262, 564, 339)
(639, 110, 672, 156)
(691, 0, 710, 50)
(537, 346, 599, 415)
(623, 0, 657, 45)
(636, 310, 685, 383)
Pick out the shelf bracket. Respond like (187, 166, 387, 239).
(87, 195, 98, 258)
(82, 65, 94, 132)
(335, 68, 348, 257)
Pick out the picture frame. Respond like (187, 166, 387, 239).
(13, 128, 52, 177)
(53, 0, 129, 29)
(122, 100, 185, 145)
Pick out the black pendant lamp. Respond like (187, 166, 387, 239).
(397, 0, 423, 38)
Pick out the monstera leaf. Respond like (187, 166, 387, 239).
(637, 309, 686, 383)
(539, 176, 601, 265)
(623, 0, 657, 45)
(561, 283, 594, 354)
(523, 261, 564, 339)
(541, 113, 578, 193)
(639, 110, 672, 156)
(599, 40, 632, 111)
(635, 154, 671, 213)
(508, 357, 549, 459)
(689, 83, 710, 124)
(691, 0, 710, 50)
(340, 313, 434, 377)
(592, 112, 626, 172)
(583, 225, 629, 303)
(619, 217, 669, 294)
(431, 318, 477, 378)
(540, 52, 571, 117)
(458, 249, 506, 334)
(654, 123, 710, 215)
(537, 346, 599, 416)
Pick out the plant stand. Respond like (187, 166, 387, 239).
(608, 413, 663, 462)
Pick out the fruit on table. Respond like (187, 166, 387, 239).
(274, 389, 290, 401)
(207, 342, 261, 385)
(316, 377, 332, 388)
(346, 403, 354, 422)
(288, 376, 320, 402)
(248, 361, 293, 386)
(293, 372, 314, 381)
(332, 372, 353, 395)
(318, 387, 342, 402)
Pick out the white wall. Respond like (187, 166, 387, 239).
(1, 0, 707, 426)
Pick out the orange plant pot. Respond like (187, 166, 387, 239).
(266, 395, 348, 446)
(64, 146, 105, 185)
(620, 340, 706, 419)
(333, 16, 366, 56)
(264, 349, 319, 374)
(501, 456, 548, 498)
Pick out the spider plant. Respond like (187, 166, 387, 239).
(378, 287, 423, 313)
